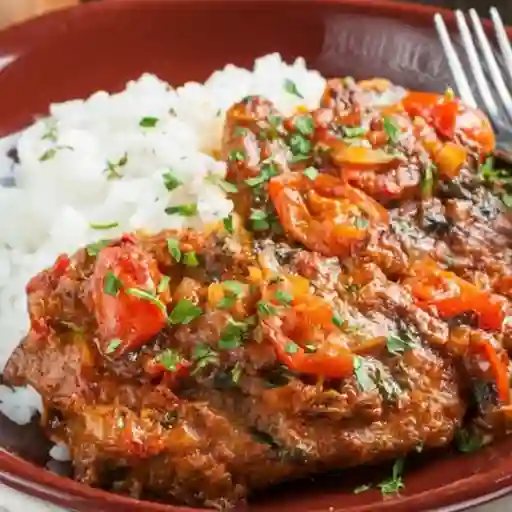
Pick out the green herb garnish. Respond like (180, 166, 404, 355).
(332, 314, 345, 328)
(125, 288, 168, 316)
(183, 251, 199, 267)
(344, 126, 366, 138)
(106, 338, 122, 354)
(165, 203, 198, 217)
(257, 301, 278, 317)
(105, 153, 128, 180)
(223, 214, 234, 234)
(250, 209, 270, 231)
(157, 349, 183, 371)
(162, 170, 182, 191)
(295, 115, 314, 135)
(206, 173, 238, 193)
(90, 221, 119, 230)
(386, 333, 416, 356)
(421, 163, 436, 197)
(192, 343, 219, 373)
(353, 356, 376, 393)
(223, 280, 244, 297)
(86, 239, 110, 257)
(383, 116, 400, 144)
(218, 319, 247, 350)
(303, 166, 319, 181)
(245, 163, 279, 188)
(169, 299, 202, 325)
(228, 149, 246, 162)
(455, 428, 483, 453)
(377, 458, 405, 496)
(284, 341, 299, 354)
(157, 275, 170, 294)
(140, 116, 159, 128)
(289, 134, 312, 158)
(283, 79, 304, 99)
(104, 272, 122, 296)
(166, 238, 181, 262)
(39, 148, 57, 162)
(275, 290, 293, 305)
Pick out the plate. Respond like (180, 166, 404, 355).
(0, 1, 511, 511)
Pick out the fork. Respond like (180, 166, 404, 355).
(434, 7, 512, 163)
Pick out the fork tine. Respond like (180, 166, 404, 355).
(489, 7, 512, 86)
(469, 9, 512, 122)
(454, 10, 500, 121)
(434, 13, 477, 108)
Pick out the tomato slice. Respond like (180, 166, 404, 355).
(268, 172, 388, 257)
(406, 261, 507, 331)
(91, 241, 169, 355)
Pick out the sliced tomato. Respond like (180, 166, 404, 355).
(91, 241, 169, 355)
(268, 172, 388, 257)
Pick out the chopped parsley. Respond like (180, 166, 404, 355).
(223, 214, 234, 234)
(377, 458, 405, 496)
(206, 174, 238, 193)
(353, 484, 372, 495)
(39, 148, 57, 162)
(421, 163, 436, 197)
(218, 319, 247, 350)
(289, 134, 312, 159)
(250, 209, 270, 231)
(283, 78, 304, 99)
(183, 251, 199, 267)
(217, 295, 237, 309)
(353, 356, 376, 393)
(106, 338, 122, 354)
(157, 275, 170, 294)
(125, 288, 168, 316)
(89, 221, 119, 230)
(386, 333, 416, 355)
(228, 149, 246, 162)
(223, 280, 244, 297)
(165, 203, 198, 217)
(455, 428, 483, 453)
(383, 116, 400, 144)
(166, 238, 181, 262)
(295, 115, 314, 136)
(284, 341, 299, 354)
(344, 126, 366, 138)
(332, 314, 345, 328)
(105, 153, 128, 180)
(234, 126, 249, 137)
(169, 299, 202, 324)
(245, 163, 279, 188)
(157, 349, 183, 371)
(303, 166, 319, 181)
(192, 343, 219, 373)
(104, 272, 122, 296)
(139, 116, 159, 128)
(86, 239, 110, 257)
(162, 170, 182, 191)
(275, 290, 293, 305)
(257, 300, 278, 317)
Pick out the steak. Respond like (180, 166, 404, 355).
(4, 78, 512, 509)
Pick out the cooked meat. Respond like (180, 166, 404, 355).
(4, 78, 512, 510)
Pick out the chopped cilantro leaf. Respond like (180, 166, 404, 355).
(229, 149, 246, 162)
(90, 221, 119, 230)
(386, 333, 416, 355)
(125, 288, 168, 317)
(86, 239, 110, 257)
(383, 116, 400, 144)
(105, 153, 128, 180)
(184, 251, 199, 267)
(169, 299, 202, 325)
(162, 170, 182, 191)
(106, 338, 122, 354)
(157, 275, 170, 294)
(303, 166, 319, 181)
(289, 133, 312, 158)
(139, 116, 159, 128)
(104, 272, 122, 296)
(157, 349, 183, 372)
(377, 458, 405, 496)
(165, 203, 198, 217)
(344, 126, 366, 138)
(223, 214, 234, 234)
(275, 290, 293, 305)
(217, 295, 237, 309)
(166, 238, 181, 262)
(192, 343, 219, 373)
(257, 301, 278, 317)
(284, 341, 299, 354)
(353, 356, 376, 393)
(39, 148, 57, 162)
(234, 126, 249, 137)
(283, 78, 304, 99)
(295, 115, 314, 135)
(223, 280, 244, 297)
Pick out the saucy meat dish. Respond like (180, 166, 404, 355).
(4, 78, 512, 509)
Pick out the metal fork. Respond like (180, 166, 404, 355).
(434, 7, 512, 162)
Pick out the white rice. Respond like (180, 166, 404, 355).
(0, 54, 326, 428)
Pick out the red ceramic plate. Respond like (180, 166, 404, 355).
(0, 1, 511, 511)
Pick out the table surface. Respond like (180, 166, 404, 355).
(1, 0, 512, 510)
